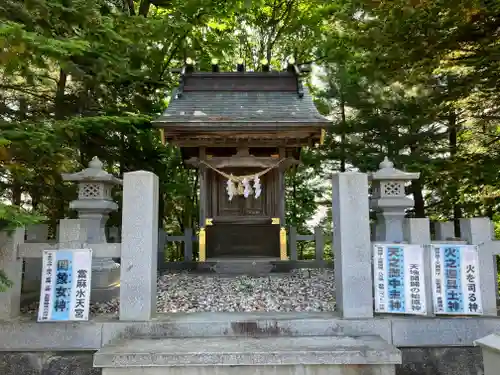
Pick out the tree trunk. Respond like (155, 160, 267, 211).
(339, 84, 347, 172)
(138, 0, 150, 17)
(54, 69, 67, 120)
(448, 110, 462, 237)
(11, 97, 28, 207)
(410, 180, 425, 218)
(409, 144, 425, 217)
(128, 0, 136, 15)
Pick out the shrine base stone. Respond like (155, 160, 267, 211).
(91, 263, 120, 303)
(94, 334, 401, 375)
(0, 348, 485, 375)
(102, 365, 395, 375)
(90, 258, 120, 302)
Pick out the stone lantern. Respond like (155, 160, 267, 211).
(62, 156, 121, 282)
(369, 156, 420, 242)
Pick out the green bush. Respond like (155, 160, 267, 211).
(0, 203, 44, 291)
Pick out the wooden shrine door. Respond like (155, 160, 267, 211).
(216, 173, 267, 218)
(205, 169, 280, 258)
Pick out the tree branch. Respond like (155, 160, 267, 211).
(0, 84, 53, 101)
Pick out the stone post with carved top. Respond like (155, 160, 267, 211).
(62, 157, 121, 301)
(369, 157, 420, 243)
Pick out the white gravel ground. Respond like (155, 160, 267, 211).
(22, 269, 336, 316)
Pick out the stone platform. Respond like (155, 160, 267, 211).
(92, 311, 401, 374)
(210, 257, 277, 277)
(3, 312, 500, 351)
(0, 312, 494, 375)
(94, 334, 401, 375)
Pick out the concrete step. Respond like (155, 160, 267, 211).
(100, 313, 392, 348)
(94, 334, 401, 369)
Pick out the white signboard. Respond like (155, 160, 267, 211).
(37, 249, 92, 322)
(431, 244, 482, 315)
(373, 244, 427, 315)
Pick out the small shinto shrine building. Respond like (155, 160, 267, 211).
(152, 60, 329, 261)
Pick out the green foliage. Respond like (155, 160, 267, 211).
(0, 202, 44, 291)
(1, 0, 500, 269)
(0, 204, 44, 233)
(314, 0, 500, 225)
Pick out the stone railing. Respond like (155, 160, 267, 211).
(0, 221, 122, 319)
(0, 169, 158, 321)
(158, 228, 196, 267)
(2, 156, 500, 323)
(333, 156, 500, 318)
(288, 227, 325, 261)
(22, 224, 121, 296)
(155, 226, 327, 268)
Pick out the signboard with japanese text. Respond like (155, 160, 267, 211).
(431, 244, 483, 315)
(37, 249, 92, 322)
(373, 244, 427, 315)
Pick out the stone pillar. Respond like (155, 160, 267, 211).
(404, 218, 433, 315)
(107, 226, 121, 264)
(0, 228, 24, 319)
(369, 157, 420, 243)
(23, 224, 50, 292)
(120, 171, 159, 321)
(107, 227, 120, 243)
(460, 218, 497, 316)
(61, 157, 122, 302)
(332, 172, 373, 318)
(403, 218, 431, 245)
(474, 333, 500, 375)
(434, 221, 455, 240)
(59, 218, 88, 244)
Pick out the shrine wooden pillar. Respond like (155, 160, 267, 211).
(199, 147, 208, 226)
(278, 147, 287, 260)
(278, 147, 286, 225)
(198, 147, 208, 261)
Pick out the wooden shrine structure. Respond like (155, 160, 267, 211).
(152, 59, 330, 261)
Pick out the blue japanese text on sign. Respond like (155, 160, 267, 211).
(373, 244, 426, 315)
(431, 245, 482, 315)
(38, 249, 92, 322)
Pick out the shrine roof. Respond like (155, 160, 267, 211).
(152, 71, 330, 128)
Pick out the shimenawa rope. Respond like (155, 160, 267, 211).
(198, 158, 286, 182)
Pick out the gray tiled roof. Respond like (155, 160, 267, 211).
(153, 73, 329, 125)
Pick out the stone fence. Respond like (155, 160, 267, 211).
(1, 156, 500, 322)
(0, 168, 158, 321)
(21, 219, 481, 287)
(156, 226, 327, 269)
(22, 223, 327, 287)
(332, 158, 499, 319)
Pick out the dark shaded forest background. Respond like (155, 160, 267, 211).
(1, 0, 500, 282)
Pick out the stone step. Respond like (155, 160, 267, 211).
(212, 259, 275, 276)
(94, 334, 401, 369)
(101, 313, 392, 344)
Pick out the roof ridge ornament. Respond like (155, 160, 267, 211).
(88, 156, 103, 169)
(175, 74, 184, 98)
(62, 156, 122, 185)
(369, 155, 420, 181)
(379, 156, 394, 169)
(297, 78, 304, 98)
